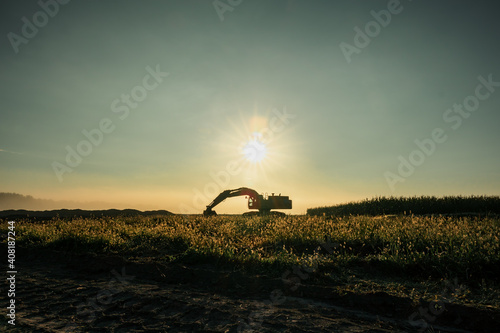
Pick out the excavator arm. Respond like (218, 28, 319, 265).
(203, 187, 259, 217)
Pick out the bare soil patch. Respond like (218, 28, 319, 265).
(2, 248, 498, 332)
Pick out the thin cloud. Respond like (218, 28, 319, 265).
(0, 148, 23, 155)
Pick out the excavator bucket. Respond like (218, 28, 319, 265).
(203, 208, 217, 217)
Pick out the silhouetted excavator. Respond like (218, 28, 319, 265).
(203, 187, 292, 216)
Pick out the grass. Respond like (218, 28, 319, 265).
(2, 213, 499, 307)
(4, 214, 500, 278)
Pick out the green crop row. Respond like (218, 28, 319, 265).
(307, 195, 500, 217)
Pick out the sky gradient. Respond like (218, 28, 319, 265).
(1, 0, 499, 214)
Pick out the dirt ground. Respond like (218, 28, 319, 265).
(3, 249, 499, 332)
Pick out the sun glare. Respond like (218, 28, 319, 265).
(242, 133, 267, 163)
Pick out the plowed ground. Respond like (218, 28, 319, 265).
(3, 249, 499, 332)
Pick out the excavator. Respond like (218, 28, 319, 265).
(203, 187, 292, 216)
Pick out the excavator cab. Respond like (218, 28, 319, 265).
(247, 194, 259, 209)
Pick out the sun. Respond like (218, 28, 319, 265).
(242, 132, 267, 163)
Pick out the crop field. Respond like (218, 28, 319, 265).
(8, 214, 500, 282)
(307, 195, 500, 217)
(2, 208, 500, 332)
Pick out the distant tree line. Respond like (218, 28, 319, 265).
(0, 192, 106, 210)
(0, 192, 52, 210)
(307, 195, 500, 217)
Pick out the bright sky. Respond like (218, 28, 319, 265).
(1, 0, 499, 214)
